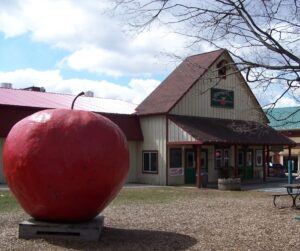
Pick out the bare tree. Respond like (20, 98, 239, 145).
(114, 0, 300, 121)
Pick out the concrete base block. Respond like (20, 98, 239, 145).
(19, 216, 104, 241)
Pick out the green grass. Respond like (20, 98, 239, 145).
(112, 186, 268, 205)
(0, 187, 268, 212)
(0, 191, 20, 212)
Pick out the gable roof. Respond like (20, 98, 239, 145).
(136, 49, 225, 115)
(0, 87, 136, 114)
(136, 49, 268, 123)
(266, 106, 300, 130)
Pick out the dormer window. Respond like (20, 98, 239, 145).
(217, 60, 228, 79)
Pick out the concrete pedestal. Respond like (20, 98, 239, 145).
(19, 216, 104, 241)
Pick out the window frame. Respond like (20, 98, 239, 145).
(255, 149, 263, 167)
(170, 148, 182, 168)
(215, 147, 230, 169)
(142, 150, 159, 174)
(217, 59, 228, 79)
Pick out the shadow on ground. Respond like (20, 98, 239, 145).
(47, 227, 198, 251)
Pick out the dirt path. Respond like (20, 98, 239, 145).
(0, 188, 299, 250)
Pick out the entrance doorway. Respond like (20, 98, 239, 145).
(238, 149, 253, 179)
(184, 149, 208, 184)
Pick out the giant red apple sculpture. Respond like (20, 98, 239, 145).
(3, 92, 129, 222)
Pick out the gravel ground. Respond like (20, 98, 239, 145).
(1, 187, 300, 251)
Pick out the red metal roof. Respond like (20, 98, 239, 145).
(169, 115, 295, 146)
(136, 49, 225, 115)
(0, 89, 143, 141)
(0, 88, 136, 114)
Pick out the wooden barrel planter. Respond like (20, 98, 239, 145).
(218, 178, 241, 191)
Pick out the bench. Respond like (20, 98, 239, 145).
(272, 193, 300, 208)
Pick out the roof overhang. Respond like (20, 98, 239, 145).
(168, 115, 296, 146)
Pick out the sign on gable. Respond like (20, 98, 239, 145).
(211, 88, 234, 108)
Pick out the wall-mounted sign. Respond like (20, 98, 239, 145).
(169, 168, 184, 176)
(211, 88, 234, 108)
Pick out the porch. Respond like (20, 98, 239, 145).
(167, 115, 296, 188)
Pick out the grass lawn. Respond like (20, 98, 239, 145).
(0, 186, 258, 211)
(0, 191, 19, 212)
(113, 186, 266, 205)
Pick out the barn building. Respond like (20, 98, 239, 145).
(0, 49, 295, 187)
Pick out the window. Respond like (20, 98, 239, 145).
(255, 149, 263, 166)
(215, 149, 223, 169)
(217, 60, 228, 79)
(143, 151, 158, 173)
(246, 150, 253, 166)
(224, 149, 229, 168)
(170, 148, 182, 168)
(215, 148, 230, 169)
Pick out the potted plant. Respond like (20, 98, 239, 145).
(217, 167, 241, 191)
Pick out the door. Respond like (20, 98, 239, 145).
(245, 150, 253, 179)
(238, 149, 254, 179)
(185, 149, 195, 184)
(185, 149, 208, 184)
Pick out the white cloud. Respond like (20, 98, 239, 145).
(274, 96, 300, 108)
(0, 68, 160, 104)
(0, 0, 191, 77)
(59, 47, 166, 77)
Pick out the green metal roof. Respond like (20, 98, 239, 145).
(265, 107, 300, 130)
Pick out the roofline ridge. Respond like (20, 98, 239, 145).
(0, 87, 136, 105)
(185, 48, 225, 59)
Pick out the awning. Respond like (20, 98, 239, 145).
(169, 115, 296, 146)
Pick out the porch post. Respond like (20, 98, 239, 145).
(196, 144, 202, 188)
(262, 145, 266, 182)
(266, 145, 270, 177)
(234, 145, 238, 178)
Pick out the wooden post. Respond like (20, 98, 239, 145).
(234, 145, 238, 178)
(266, 146, 270, 178)
(262, 145, 266, 182)
(196, 145, 202, 188)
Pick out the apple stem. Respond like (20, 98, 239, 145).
(71, 92, 85, 110)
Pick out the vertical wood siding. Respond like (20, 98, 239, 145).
(137, 116, 167, 185)
(126, 141, 138, 183)
(0, 138, 6, 184)
(168, 120, 197, 142)
(170, 55, 266, 123)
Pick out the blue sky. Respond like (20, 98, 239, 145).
(0, 0, 297, 107)
(0, 34, 67, 72)
(0, 0, 185, 104)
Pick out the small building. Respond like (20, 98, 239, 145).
(266, 106, 300, 174)
(0, 49, 295, 186)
